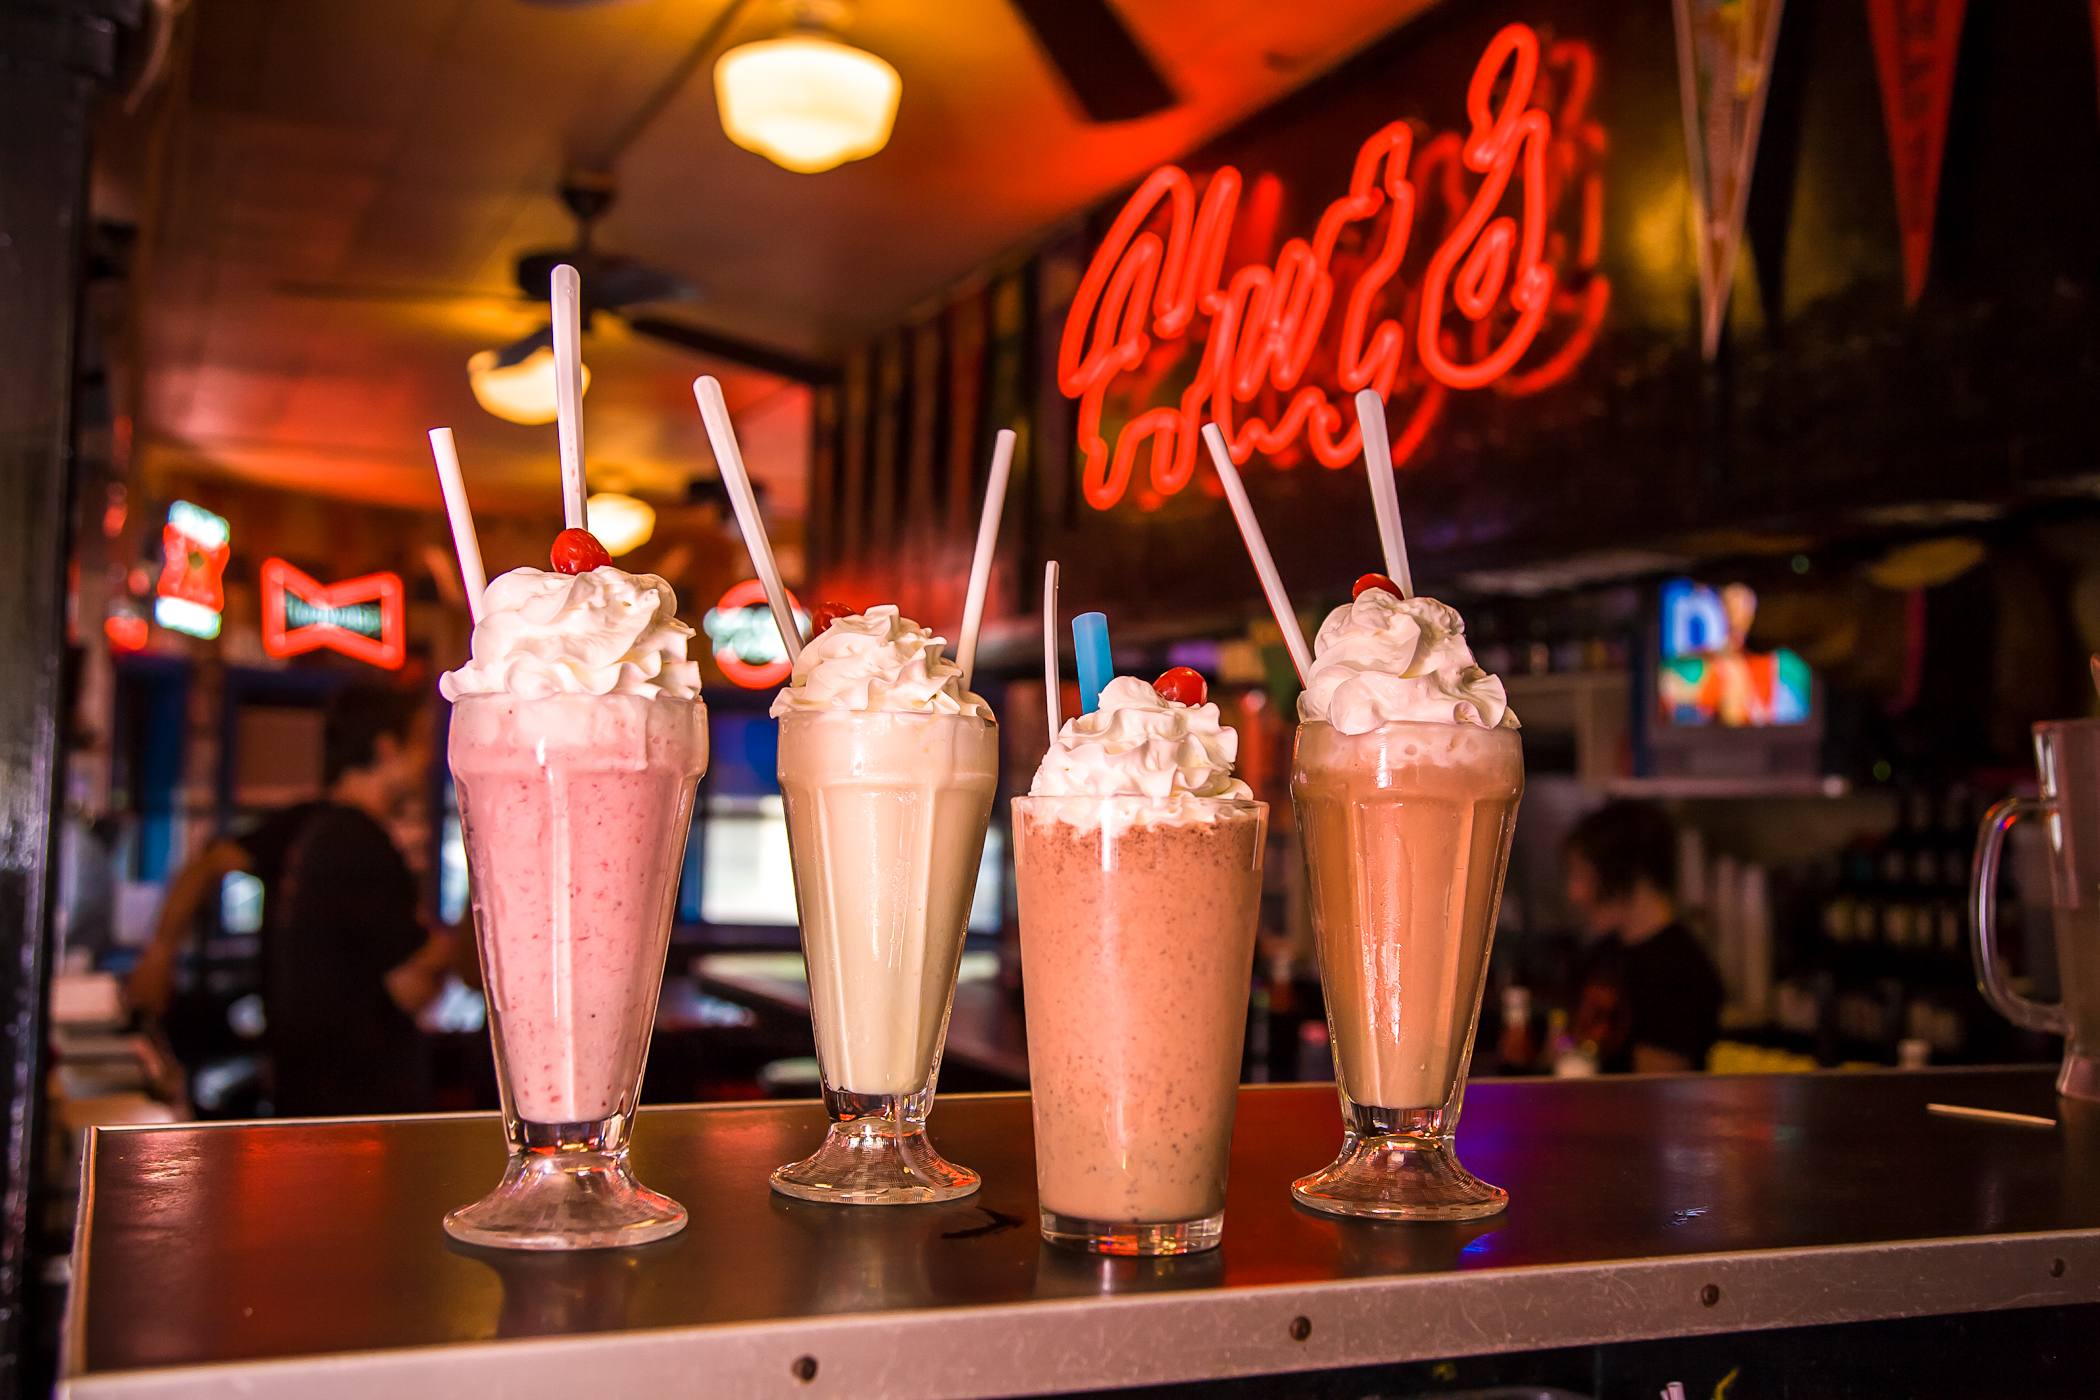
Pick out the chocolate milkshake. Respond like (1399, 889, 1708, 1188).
(1290, 583, 1523, 1221)
(1016, 673, 1265, 1254)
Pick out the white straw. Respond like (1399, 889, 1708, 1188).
(551, 264, 588, 532)
(956, 428, 1015, 690)
(1200, 424, 1312, 685)
(693, 375, 801, 665)
(1042, 560, 1061, 746)
(426, 428, 487, 624)
(1355, 388, 1413, 598)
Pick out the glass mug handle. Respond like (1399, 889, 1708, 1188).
(1970, 797, 2072, 1035)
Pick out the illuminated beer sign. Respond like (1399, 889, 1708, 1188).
(155, 500, 230, 639)
(703, 579, 808, 689)
(261, 558, 406, 669)
(1058, 23, 1607, 512)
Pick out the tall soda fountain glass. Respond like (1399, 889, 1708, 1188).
(440, 563, 707, 1249)
(770, 606, 998, 1204)
(1970, 716, 2100, 1102)
(1290, 585, 1524, 1220)
(1015, 671, 1264, 1254)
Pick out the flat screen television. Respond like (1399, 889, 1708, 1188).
(1645, 578, 1822, 782)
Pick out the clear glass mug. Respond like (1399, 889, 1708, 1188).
(1971, 716, 2100, 1102)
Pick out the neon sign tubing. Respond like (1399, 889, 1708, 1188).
(1057, 23, 1607, 513)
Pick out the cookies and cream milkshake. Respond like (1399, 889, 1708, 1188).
(441, 546, 707, 1249)
(1290, 578, 1523, 1221)
(770, 605, 998, 1205)
(1015, 670, 1265, 1255)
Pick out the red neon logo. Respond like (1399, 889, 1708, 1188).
(104, 613, 148, 653)
(1059, 23, 1608, 511)
(260, 558, 406, 670)
(705, 579, 803, 689)
(157, 501, 229, 610)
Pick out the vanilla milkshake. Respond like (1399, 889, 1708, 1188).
(770, 605, 998, 1204)
(1016, 674, 1265, 1254)
(1291, 584, 1523, 1220)
(440, 559, 706, 1249)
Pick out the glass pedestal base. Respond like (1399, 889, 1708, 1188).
(770, 1088, 979, 1205)
(444, 1144, 687, 1251)
(2061, 1047, 2100, 1102)
(1038, 1208, 1223, 1255)
(1292, 1103, 1507, 1222)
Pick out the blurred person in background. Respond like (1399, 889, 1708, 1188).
(131, 684, 459, 1115)
(1559, 800, 1723, 1074)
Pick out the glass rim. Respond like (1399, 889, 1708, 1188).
(775, 705, 994, 727)
(1012, 792, 1267, 814)
(1296, 715, 1520, 740)
(447, 689, 705, 707)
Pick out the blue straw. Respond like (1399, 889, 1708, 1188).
(1073, 612, 1112, 715)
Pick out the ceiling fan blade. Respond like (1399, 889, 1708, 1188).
(273, 281, 525, 304)
(590, 260, 701, 309)
(626, 315, 839, 384)
(1008, 0, 1176, 123)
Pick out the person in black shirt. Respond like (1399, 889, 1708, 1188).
(1561, 801, 1724, 1074)
(132, 685, 458, 1115)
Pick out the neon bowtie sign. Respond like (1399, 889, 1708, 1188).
(1059, 23, 1607, 512)
(261, 558, 406, 669)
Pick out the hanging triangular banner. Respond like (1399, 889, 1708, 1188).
(1866, 0, 1965, 306)
(1673, 0, 1788, 361)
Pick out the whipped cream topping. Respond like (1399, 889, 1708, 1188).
(1298, 590, 1518, 734)
(1030, 676, 1253, 825)
(769, 605, 992, 719)
(440, 566, 701, 702)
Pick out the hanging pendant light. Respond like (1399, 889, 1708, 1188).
(468, 346, 591, 426)
(585, 491, 657, 556)
(715, 26, 900, 175)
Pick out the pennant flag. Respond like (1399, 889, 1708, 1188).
(260, 558, 406, 669)
(1866, 0, 1965, 306)
(1673, 0, 1788, 361)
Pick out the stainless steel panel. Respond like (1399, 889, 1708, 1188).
(64, 1069, 2100, 1398)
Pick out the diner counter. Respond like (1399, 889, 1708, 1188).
(63, 1067, 2100, 1398)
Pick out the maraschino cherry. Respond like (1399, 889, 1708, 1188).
(1153, 666, 1207, 706)
(551, 529, 611, 575)
(1353, 572, 1402, 600)
(809, 602, 855, 637)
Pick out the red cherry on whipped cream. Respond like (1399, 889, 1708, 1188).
(1353, 572, 1402, 600)
(809, 602, 855, 637)
(1152, 667, 1207, 707)
(551, 529, 611, 575)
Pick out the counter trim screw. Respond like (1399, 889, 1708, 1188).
(2050, 1258, 2066, 1278)
(1700, 1284, 1720, 1307)
(1289, 1316, 1312, 1341)
(792, 1355, 818, 1383)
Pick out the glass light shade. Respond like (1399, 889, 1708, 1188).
(587, 492, 656, 556)
(714, 35, 901, 174)
(468, 346, 590, 426)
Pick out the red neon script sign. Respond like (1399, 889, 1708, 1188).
(261, 559, 407, 670)
(1059, 23, 1608, 511)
